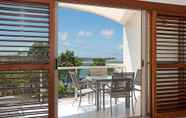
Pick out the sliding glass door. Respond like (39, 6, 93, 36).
(0, 0, 57, 118)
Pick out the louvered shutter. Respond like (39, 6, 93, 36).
(151, 12, 186, 118)
(0, 1, 56, 118)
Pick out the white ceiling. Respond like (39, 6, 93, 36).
(59, 1, 186, 26)
(59, 3, 138, 25)
(143, 0, 186, 5)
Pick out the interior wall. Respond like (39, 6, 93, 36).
(123, 11, 142, 73)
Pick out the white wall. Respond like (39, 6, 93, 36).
(123, 11, 141, 72)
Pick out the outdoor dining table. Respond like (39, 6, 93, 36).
(86, 76, 131, 111)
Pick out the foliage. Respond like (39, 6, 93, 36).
(0, 43, 48, 97)
(28, 42, 48, 57)
(0, 72, 31, 96)
(59, 50, 82, 67)
(92, 58, 106, 66)
(58, 82, 65, 97)
(57, 50, 82, 97)
(58, 81, 75, 98)
(58, 70, 67, 81)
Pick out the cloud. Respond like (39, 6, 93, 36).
(62, 41, 69, 46)
(100, 29, 114, 39)
(118, 43, 123, 50)
(78, 30, 93, 37)
(60, 32, 68, 41)
(59, 32, 69, 46)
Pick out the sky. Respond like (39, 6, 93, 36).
(58, 6, 123, 60)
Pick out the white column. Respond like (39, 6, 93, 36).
(123, 11, 141, 73)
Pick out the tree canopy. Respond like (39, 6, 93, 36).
(58, 50, 82, 67)
(28, 42, 48, 57)
(92, 58, 106, 66)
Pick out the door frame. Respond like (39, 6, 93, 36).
(59, 0, 186, 118)
(62, 0, 186, 14)
(0, 0, 57, 118)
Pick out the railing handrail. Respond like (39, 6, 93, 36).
(58, 65, 126, 70)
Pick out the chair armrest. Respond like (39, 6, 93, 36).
(105, 83, 111, 89)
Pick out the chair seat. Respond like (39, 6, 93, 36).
(110, 91, 130, 98)
(109, 84, 132, 98)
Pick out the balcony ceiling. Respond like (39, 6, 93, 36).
(59, 2, 138, 26)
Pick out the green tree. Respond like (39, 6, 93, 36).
(59, 50, 82, 67)
(92, 58, 106, 66)
(0, 72, 30, 96)
(0, 43, 48, 97)
(57, 50, 82, 97)
(28, 42, 48, 57)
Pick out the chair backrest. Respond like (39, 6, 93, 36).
(134, 69, 142, 86)
(68, 71, 80, 90)
(111, 72, 134, 97)
(89, 68, 107, 76)
(123, 72, 135, 80)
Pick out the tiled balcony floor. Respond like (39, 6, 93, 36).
(58, 91, 141, 118)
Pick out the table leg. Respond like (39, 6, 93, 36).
(96, 81, 100, 111)
(99, 89, 101, 109)
(103, 84, 105, 110)
(126, 81, 130, 108)
(126, 95, 130, 108)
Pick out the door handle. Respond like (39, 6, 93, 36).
(142, 59, 145, 67)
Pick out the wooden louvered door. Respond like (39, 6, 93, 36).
(151, 11, 186, 118)
(0, 0, 57, 118)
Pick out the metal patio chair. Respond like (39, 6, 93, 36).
(89, 68, 108, 107)
(110, 72, 135, 113)
(68, 71, 95, 106)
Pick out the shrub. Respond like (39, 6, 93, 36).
(58, 82, 65, 98)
